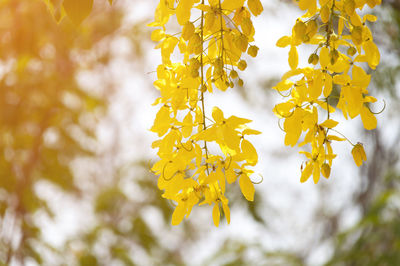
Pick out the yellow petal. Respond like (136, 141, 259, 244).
(351, 143, 367, 167)
(226, 169, 238, 184)
(222, 203, 230, 224)
(273, 80, 294, 92)
(366, 0, 381, 8)
(293, 21, 307, 42)
(321, 163, 331, 178)
(351, 26, 363, 45)
(151, 106, 171, 136)
(195, 4, 211, 12)
(320, 119, 339, 128)
(312, 162, 320, 184)
(288, 46, 299, 70)
(241, 17, 254, 37)
(273, 102, 295, 117)
(300, 161, 313, 183)
(182, 112, 193, 138)
(204, 11, 216, 31)
(333, 74, 351, 85)
(63, 0, 93, 25)
(222, 0, 245, 12)
(363, 14, 377, 22)
(363, 40, 380, 70)
(283, 109, 303, 146)
(320, 5, 330, 24)
(160, 37, 179, 64)
(344, 0, 355, 16)
(151, 29, 165, 42)
(239, 174, 255, 201)
(241, 139, 258, 165)
(350, 13, 362, 26)
(323, 73, 333, 97)
(176, 0, 195, 25)
(276, 36, 292, 48)
(226, 115, 252, 127)
(223, 126, 240, 151)
(182, 22, 195, 41)
(360, 105, 377, 130)
(352, 65, 371, 88)
(298, 0, 316, 12)
(212, 106, 224, 123)
(216, 167, 226, 193)
(319, 47, 330, 69)
(235, 34, 249, 52)
(212, 204, 220, 227)
(242, 128, 262, 135)
(247, 45, 259, 57)
(172, 204, 186, 225)
(248, 0, 264, 16)
(327, 135, 346, 141)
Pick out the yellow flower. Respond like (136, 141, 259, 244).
(351, 143, 367, 167)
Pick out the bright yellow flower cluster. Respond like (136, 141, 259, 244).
(274, 0, 381, 183)
(149, 0, 263, 226)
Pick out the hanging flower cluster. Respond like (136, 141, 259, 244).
(274, 0, 381, 183)
(149, 0, 263, 226)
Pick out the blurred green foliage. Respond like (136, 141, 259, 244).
(0, 0, 121, 264)
(327, 173, 400, 266)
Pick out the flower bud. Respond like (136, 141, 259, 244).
(347, 46, 357, 56)
(238, 60, 247, 71)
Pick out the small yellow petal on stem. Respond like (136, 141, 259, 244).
(288, 46, 299, 70)
(248, 0, 264, 16)
(239, 174, 255, 201)
(212, 204, 220, 227)
(222, 203, 230, 224)
(300, 161, 313, 183)
(352, 143, 367, 167)
(320, 119, 339, 129)
(172, 204, 186, 226)
(321, 163, 331, 178)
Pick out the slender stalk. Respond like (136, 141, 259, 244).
(330, 128, 356, 146)
(200, 0, 209, 174)
(218, 0, 225, 61)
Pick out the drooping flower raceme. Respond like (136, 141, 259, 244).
(150, 0, 383, 227)
(274, 0, 381, 183)
(149, 0, 263, 226)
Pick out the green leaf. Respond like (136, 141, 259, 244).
(63, 0, 93, 25)
(79, 253, 98, 266)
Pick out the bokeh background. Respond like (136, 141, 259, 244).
(0, 0, 399, 265)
